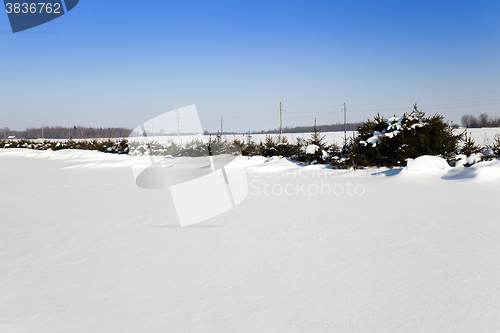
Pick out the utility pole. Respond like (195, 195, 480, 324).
(279, 101, 283, 136)
(41, 122, 44, 139)
(344, 103, 347, 142)
(220, 115, 223, 136)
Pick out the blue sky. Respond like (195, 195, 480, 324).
(1, 0, 499, 132)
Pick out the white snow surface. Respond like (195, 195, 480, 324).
(1, 148, 500, 332)
(405, 155, 452, 173)
(302, 144, 319, 154)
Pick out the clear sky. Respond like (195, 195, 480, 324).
(1, 0, 499, 132)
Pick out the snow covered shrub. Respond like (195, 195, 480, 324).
(490, 134, 500, 158)
(233, 134, 262, 157)
(475, 133, 500, 162)
(256, 134, 299, 158)
(128, 136, 241, 158)
(233, 133, 264, 156)
(0, 138, 130, 154)
(448, 130, 490, 167)
(178, 139, 210, 157)
(208, 135, 240, 156)
(101, 139, 129, 154)
(232, 137, 246, 152)
(214, 140, 241, 156)
(325, 138, 364, 169)
(348, 104, 461, 167)
(458, 131, 482, 157)
(262, 135, 279, 157)
(295, 120, 328, 164)
(458, 133, 500, 166)
(274, 136, 298, 157)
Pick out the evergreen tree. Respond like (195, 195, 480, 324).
(346, 105, 461, 167)
(297, 119, 328, 164)
(309, 118, 327, 149)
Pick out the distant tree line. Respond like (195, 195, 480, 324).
(2, 122, 360, 140)
(252, 122, 363, 135)
(461, 113, 500, 128)
(0, 126, 133, 140)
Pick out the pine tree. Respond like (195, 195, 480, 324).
(347, 105, 461, 167)
(309, 118, 326, 149)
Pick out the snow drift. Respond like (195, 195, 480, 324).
(1, 149, 500, 333)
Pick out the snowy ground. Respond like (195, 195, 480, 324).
(1, 148, 500, 332)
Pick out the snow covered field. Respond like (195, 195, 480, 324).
(23, 128, 500, 148)
(124, 127, 500, 146)
(1, 148, 500, 332)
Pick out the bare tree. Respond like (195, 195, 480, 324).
(479, 113, 490, 128)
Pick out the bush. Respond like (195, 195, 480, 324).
(348, 104, 461, 167)
(295, 120, 328, 164)
(3, 107, 494, 170)
(490, 134, 500, 158)
(0, 138, 130, 154)
(233, 132, 263, 157)
(459, 131, 482, 156)
(261, 135, 278, 157)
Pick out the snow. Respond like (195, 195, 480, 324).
(405, 155, 452, 173)
(384, 130, 399, 138)
(361, 115, 432, 147)
(484, 149, 494, 157)
(457, 153, 484, 167)
(302, 144, 319, 154)
(366, 131, 383, 146)
(443, 158, 500, 181)
(1, 148, 500, 332)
